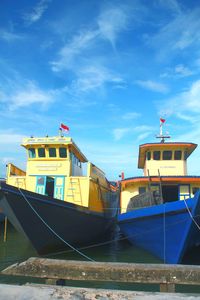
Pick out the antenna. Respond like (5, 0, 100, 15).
(156, 118, 170, 143)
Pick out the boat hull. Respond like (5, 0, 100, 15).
(0, 182, 117, 255)
(0, 210, 5, 222)
(118, 192, 200, 264)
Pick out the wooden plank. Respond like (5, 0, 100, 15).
(2, 257, 200, 286)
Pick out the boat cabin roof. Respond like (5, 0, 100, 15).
(121, 175, 200, 186)
(138, 142, 197, 168)
(21, 136, 88, 162)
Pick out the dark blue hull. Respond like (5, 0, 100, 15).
(0, 211, 5, 222)
(0, 182, 118, 255)
(118, 192, 200, 264)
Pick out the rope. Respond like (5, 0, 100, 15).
(18, 188, 95, 262)
(183, 197, 200, 231)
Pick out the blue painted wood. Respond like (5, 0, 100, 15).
(54, 176, 64, 200)
(36, 176, 46, 195)
(118, 192, 200, 264)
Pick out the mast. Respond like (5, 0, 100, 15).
(156, 118, 170, 143)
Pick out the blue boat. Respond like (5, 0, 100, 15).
(118, 120, 200, 264)
(118, 192, 200, 264)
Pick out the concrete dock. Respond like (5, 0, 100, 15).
(1, 257, 200, 299)
(1, 284, 200, 299)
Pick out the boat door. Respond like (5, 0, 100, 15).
(54, 176, 65, 200)
(179, 184, 190, 200)
(36, 176, 46, 195)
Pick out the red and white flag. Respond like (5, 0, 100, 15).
(60, 123, 70, 133)
(160, 118, 165, 124)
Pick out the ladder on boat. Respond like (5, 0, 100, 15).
(147, 169, 163, 204)
(67, 177, 83, 205)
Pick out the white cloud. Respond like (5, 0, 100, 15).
(122, 112, 141, 120)
(113, 128, 130, 141)
(160, 64, 193, 78)
(175, 64, 193, 77)
(135, 80, 169, 93)
(0, 133, 24, 144)
(137, 132, 152, 141)
(0, 29, 23, 42)
(50, 5, 130, 75)
(112, 124, 154, 141)
(156, 0, 182, 14)
(97, 7, 129, 47)
(147, 7, 200, 60)
(23, 0, 51, 25)
(1, 81, 54, 110)
(158, 79, 200, 118)
(72, 65, 124, 93)
(51, 30, 99, 72)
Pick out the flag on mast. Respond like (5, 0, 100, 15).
(160, 118, 165, 124)
(159, 118, 165, 136)
(60, 123, 70, 133)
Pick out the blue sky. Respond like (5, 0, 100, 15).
(1, 0, 200, 180)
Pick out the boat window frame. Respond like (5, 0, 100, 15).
(146, 151, 151, 160)
(153, 151, 161, 160)
(59, 147, 67, 158)
(38, 147, 46, 158)
(174, 150, 182, 160)
(28, 148, 36, 158)
(48, 147, 57, 158)
(163, 150, 172, 160)
(192, 187, 199, 195)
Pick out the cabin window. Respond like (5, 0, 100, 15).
(139, 187, 146, 194)
(174, 150, 182, 160)
(153, 151, 160, 160)
(28, 148, 36, 158)
(163, 150, 172, 160)
(49, 147, 56, 157)
(192, 187, 199, 195)
(38, 147, 45, 157)
(59, 147, 67, 158)
(146, 151, 151, 160)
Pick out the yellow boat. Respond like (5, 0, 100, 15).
(0, 135, 118, 255)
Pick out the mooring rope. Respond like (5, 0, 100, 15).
(18, 188, 95, 262)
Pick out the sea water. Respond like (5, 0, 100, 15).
(0, 222, 200, 293)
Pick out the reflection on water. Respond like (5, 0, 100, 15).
(1, 222, 200, 293)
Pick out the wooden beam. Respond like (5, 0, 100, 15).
(2, 257, 200, 287)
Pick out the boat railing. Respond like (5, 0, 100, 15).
(7, 176, 26, 189)
(6, 163, 26, 189)
(126, 190, 162, 212)
(6, 163, 26, 177)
